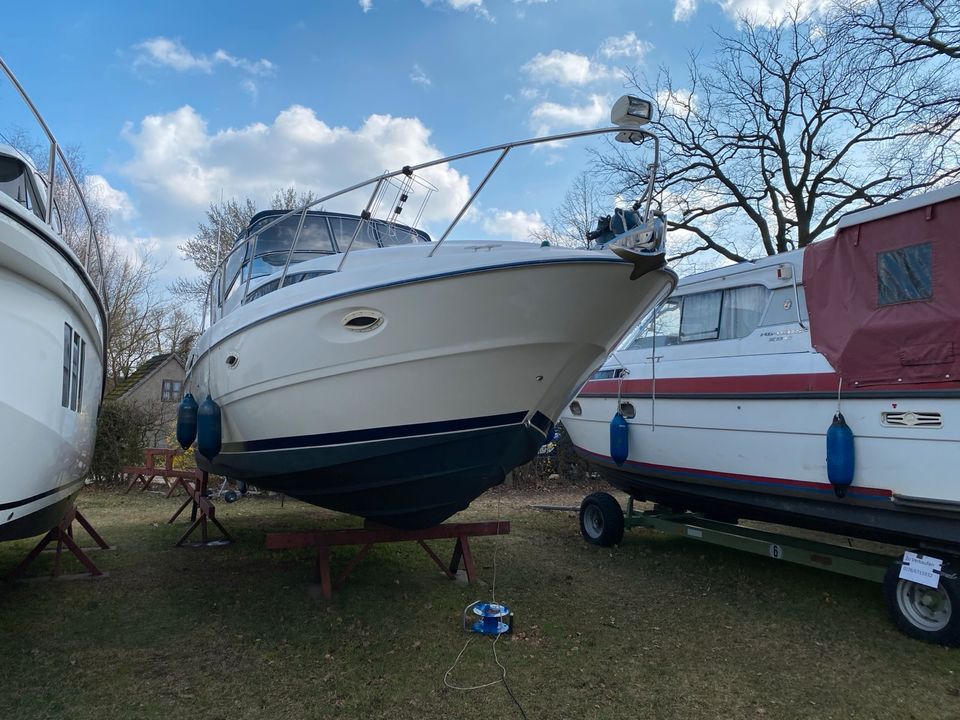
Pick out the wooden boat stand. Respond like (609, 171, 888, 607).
(168, 470, 233, 547)
(7, 505, 110, 581)
(122, 448, 197, 498)
(265, 520, 510, 599)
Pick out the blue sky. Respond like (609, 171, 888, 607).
(1, 0, 777, 288)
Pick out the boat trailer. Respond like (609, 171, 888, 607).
(575, 492, 960, 646)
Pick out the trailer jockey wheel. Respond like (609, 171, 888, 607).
(579, 492, 624, 547)
(882, 562, 960, 647)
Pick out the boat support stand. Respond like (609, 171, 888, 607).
(6, 505, 111, 581)
(266, 520, 510, 599)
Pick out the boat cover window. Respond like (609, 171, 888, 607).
(877, 243, 932, 306)
(719, 285, 769, 339)
(628, 298, 681, 349)
(680, 290, 722, 342)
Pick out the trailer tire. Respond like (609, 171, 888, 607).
(882, 562, 960, 646)
(579, 492, 624, 547)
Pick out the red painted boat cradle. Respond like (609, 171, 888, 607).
(7, 505, 110, 580)
(265, 520, 510, 599)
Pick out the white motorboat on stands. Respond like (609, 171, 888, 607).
(0, 58, 107, 541)
(180, 95, 677, 529)
(563, 183, 960, 644)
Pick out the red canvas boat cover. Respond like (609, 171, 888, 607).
(803, 185, 960, 387)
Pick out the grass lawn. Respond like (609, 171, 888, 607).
(0, 484, 957, 720)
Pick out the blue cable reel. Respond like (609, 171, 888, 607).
(463, 601, 513, 637)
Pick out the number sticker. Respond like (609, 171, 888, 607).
(768, 544, 783, 559)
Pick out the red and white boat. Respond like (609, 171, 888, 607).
(564, 184, 960, 552)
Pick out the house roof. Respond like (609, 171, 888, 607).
(106, 353, 185, 402)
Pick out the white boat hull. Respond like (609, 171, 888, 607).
(187, 245, 674, 527)
(0, 200, 105, 541)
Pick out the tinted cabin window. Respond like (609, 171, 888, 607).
(680, 290, 722, 342)
(629, 298, 681, 349)
(0, 156, 43, 220)
(878, 243, 932, 306)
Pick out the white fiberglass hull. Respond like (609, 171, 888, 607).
(187, 243, 674, 527)
(0, 200, 105, 541)
(563, 253, 960, 550)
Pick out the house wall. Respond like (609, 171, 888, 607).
(122, 357, 185, 447)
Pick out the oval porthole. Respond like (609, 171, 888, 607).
(569, 401, 582, 416)
(342, 310, 384, 332)
(619, 402, 636, 419)
(225, 354, 239, 367)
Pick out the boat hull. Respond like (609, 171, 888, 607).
(189, 250, 674, 528)
(0, 202, 105, 541)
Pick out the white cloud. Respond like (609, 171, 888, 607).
(84, 174, 135, 221)
(359, 0, 373, 11)
(133, 37, 212, 72)
(673, 0, 697, 21)
(657, 88, 695, 116)
(421, 0, 493, 21)
(212, 49, 275, 77)
(483, 208, 546, 241)
(530, 95, 609, 135)
(410, 64, 432, 87)
(523, 50, 616, 86)
(599, 32, 653, 61)
(133, 37, 274, 77)
(677, 0, 831, 25)
(240, 78, 258, 101)
(119, 105, 471, 239)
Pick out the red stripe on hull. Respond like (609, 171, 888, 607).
(581, 372, 960, 396)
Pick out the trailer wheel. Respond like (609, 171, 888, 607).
(882, 563, 960, 646)
(579, 492, 624, 547)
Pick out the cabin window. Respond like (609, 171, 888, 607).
(680, 290, 722, 342)
(161, 379, 182, 403)
(760, 287, 809, 326)
(719, 285, 769, 339)
(628, 298, 681, 349)
(61, 323, 85, 412)
(877, 243, 932, 306)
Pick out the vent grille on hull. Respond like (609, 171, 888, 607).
(881, 411, 942, 429)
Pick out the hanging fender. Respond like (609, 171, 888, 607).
(826, 412, 855, 498)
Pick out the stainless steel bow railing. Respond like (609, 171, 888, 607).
(202, 123, 660, 330)
(0, 56, 107, 301)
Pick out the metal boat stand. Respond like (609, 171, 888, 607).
(7, 505, 110, 581)
(265, 520, 511, 599)
(168, 470, 234, 547)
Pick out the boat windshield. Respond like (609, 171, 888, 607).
(217, 212, 431, 309)
(0, 155, 44, 221)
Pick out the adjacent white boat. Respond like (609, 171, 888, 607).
(0, 58, 107, 541)
(183, 96, 677, 528)
(563, 183, 960, 553)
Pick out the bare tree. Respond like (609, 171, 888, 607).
(598, 5, 960, 264)
(844, 0, 959, 60)
(532, 172, 607, 249)
(172, 186, 317, 307)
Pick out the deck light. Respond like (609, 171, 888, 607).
(611, 95, 653, 128)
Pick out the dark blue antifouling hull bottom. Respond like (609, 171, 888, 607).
(197, 414, 547, 529)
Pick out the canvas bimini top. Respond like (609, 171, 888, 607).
(803, 183, 960, 388)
